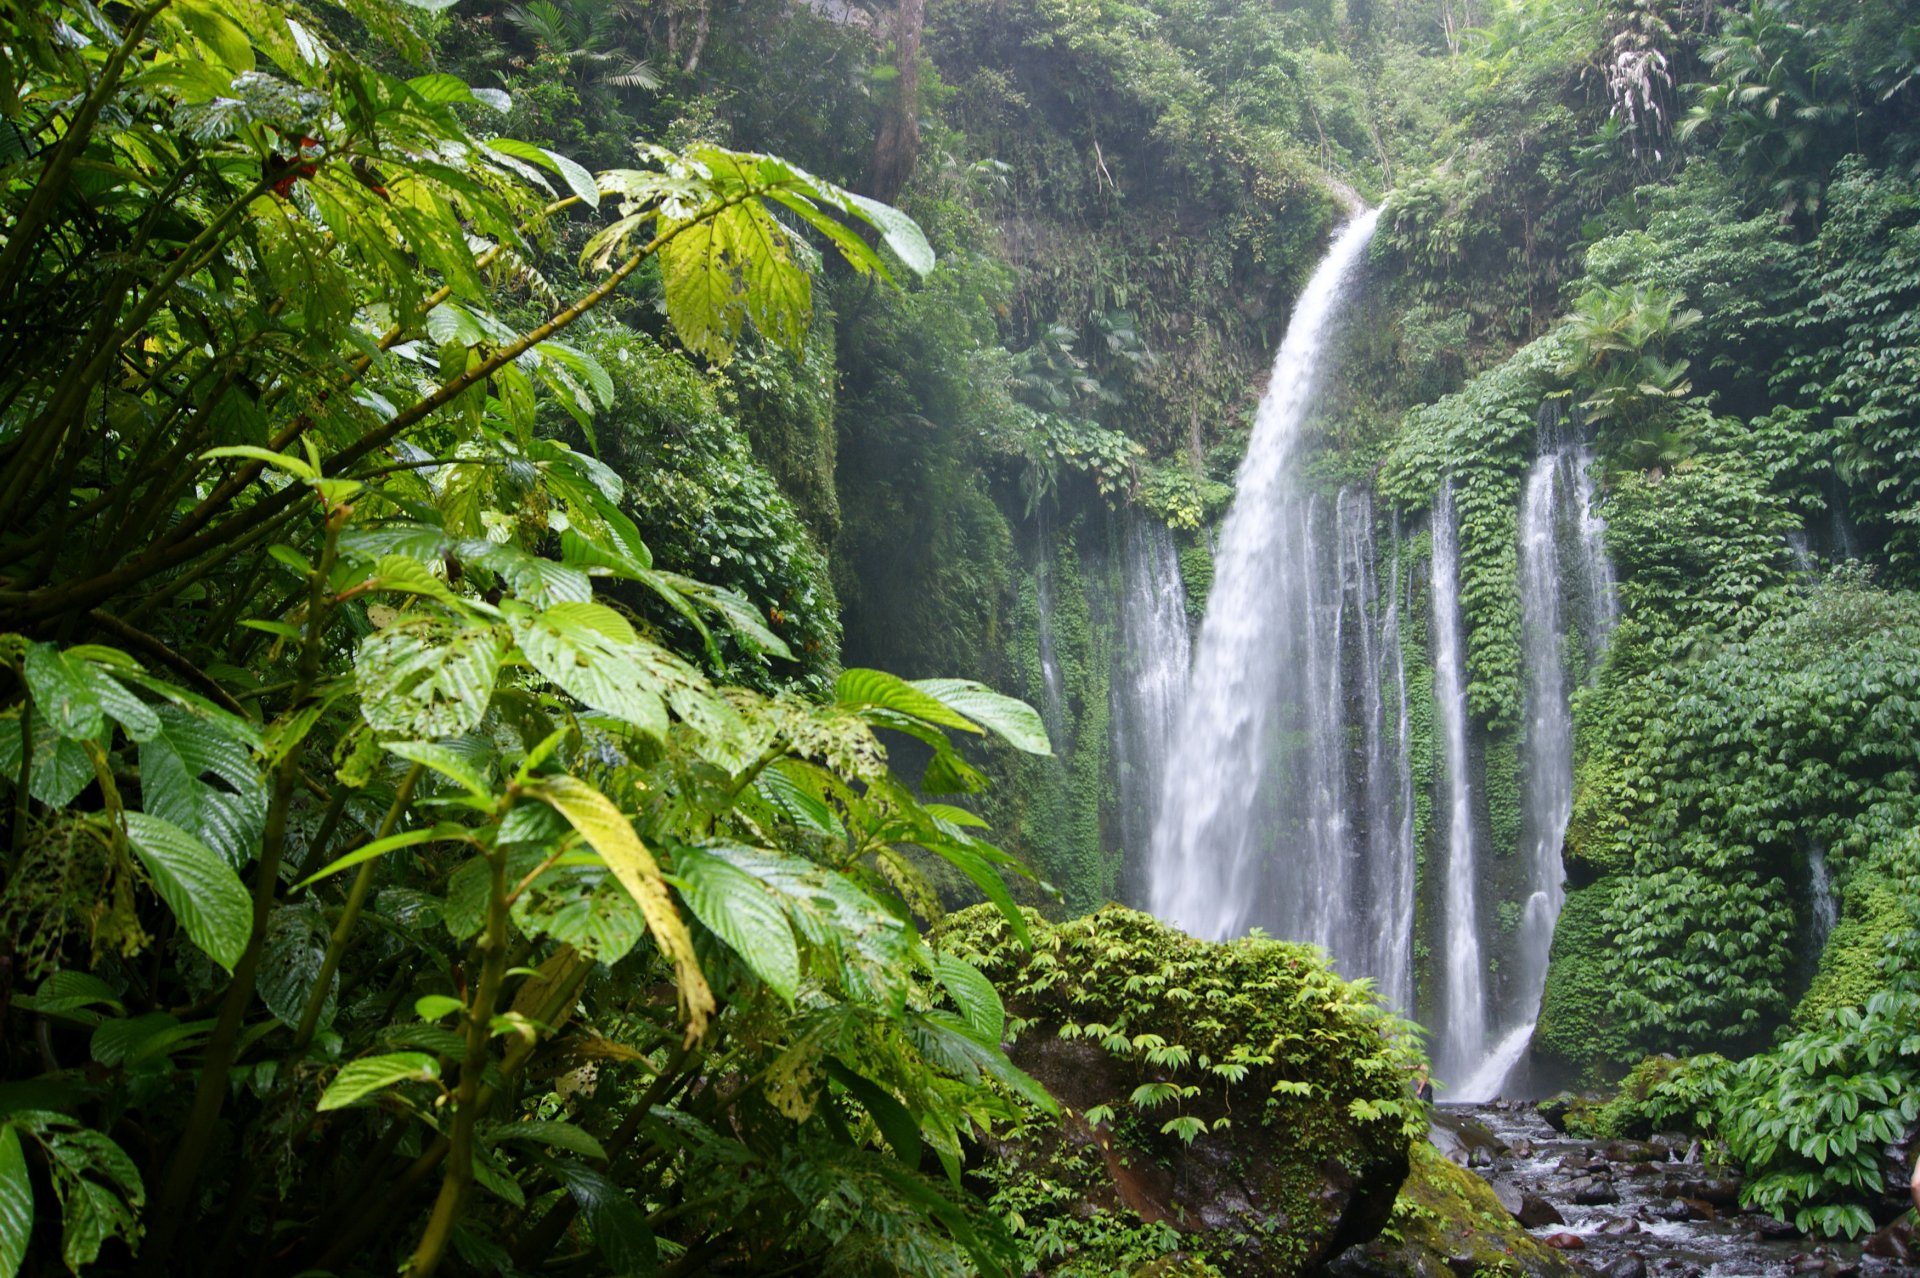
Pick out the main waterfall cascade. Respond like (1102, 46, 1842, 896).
(1145, 207, 1412, 966)
(1125, 206, 1621, 1097)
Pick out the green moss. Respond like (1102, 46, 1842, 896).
(949, 906, 1426, 1278)
(1178, 538, 1215, 629)
(1481, 730, 1521, 858)
(1355, 1142, 1568, 1278)
(1534, 876, 1636, 1084)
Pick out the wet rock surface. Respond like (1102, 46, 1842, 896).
(1436, 1104, 1909, 1278)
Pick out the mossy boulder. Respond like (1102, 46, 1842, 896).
(945, 906, 1424, 1276)
(1327, 1143, 1576, 1278)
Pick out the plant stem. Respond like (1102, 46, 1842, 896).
(291, 764, 424, 1051)
(140, 497, 342, 1275)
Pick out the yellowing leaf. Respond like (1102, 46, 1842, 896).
(525, 777, 714, 1042)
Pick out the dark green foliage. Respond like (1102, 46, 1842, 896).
(581, 327, 842, 690)
(1535, 876, 1639, 1080)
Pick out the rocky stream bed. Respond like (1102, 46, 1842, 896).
(1407, 1103, 1917, 1278)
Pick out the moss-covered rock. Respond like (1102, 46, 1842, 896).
(1327, 1143, 1577, 1278)
(946, 906, 1425, 1277)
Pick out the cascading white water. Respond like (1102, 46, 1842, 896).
(1033, 510, 1068, 751)
(1112, 514, 1192, 868)
(1431, 480, 1488, 1085)
(1455, 431, 1617, 1101)
(1146, 207, 1384, 951)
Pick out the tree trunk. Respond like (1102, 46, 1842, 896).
(865, 0, 923, 205)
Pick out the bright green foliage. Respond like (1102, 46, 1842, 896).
(1575, 575, 1920, 1052)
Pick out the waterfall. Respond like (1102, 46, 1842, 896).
(1112, 514, 1191, 869)
(1145, 208, 1392, 961)
(1033, 510, 1068, 752)
(1456, 432, 1617, 1101)
(1431, 480, 1488, 1085)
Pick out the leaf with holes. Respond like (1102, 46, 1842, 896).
(355, 619, 503, 738)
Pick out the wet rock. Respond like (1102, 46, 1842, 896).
(1864, 1215, 1916, 1262)
(1752, 1214, 1803, 1241)
(1605, 1141, 1661, 1164)
(1490, 1179, 1525, 1218)
(1430, 1110, 1509, 1164)
(1569, 1180, 1620, 1206)
(1468, 1146, 1496, 1169)
(1597, 1258, 1648, 1278)
(1677, 1197, 1716, 1222)
(1538, 1094, 1578, 1133)
(1672, 1177, 1740, 1208)
(1597, 1216, 1641, 1236)
(1517, 1193, 1564, 1228)
(1541, 1232, 1586, 1250)
(1511, 1138, 1535, 1158)
(1652, 1199, 1693, 1222)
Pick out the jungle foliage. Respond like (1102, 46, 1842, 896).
(0, 2, 1099, 1275)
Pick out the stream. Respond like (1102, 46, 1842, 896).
(1437, 1104, 1910, 1278)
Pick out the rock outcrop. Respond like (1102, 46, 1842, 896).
(947, 906, 1422, 1277)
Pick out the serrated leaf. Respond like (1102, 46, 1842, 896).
(911, 679, 1051, 754)
(25, 642, 158, 741)
(317, 1052, 440, 1111)
(140, 705, 265, 870)
(90, 1013, 209, 1068)
(257, 904, 334, 1032)
(485, 1119, 606, 1161)
(553, 1160, 655, 1275)
(525, 776, 713, 1040)
(933, 952, 1004, 1045)
(0, 1125, 31, 1278)
(122, 812, 252, 971)
(510, 870, 645, 963)
(507, 601, 672, 737)
(675, 845, 801, 1003)
(0, 707, 96, 808)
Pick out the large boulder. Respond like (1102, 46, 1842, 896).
(947, 906, 1421, 1277)
(1327, 1144, 1578, 1278)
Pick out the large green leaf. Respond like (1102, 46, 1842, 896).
(258, 904, 335, 1032)
(674, 845, 801, 1004)
(658, 196, 809, 363)
(834, 669, 976, 732)
(526, 777, 714, 1038)
(23, 643, 158, 742)
(0, 1125, 29, 1278)
(354, 619, 504, 738)
(508, 601, 695, 739)
(0, 707, 96, 808)
(38, 1123, 144, 1271)
(931, 952, 1005, 1046)
(911, 679, 1052, 755)
(510, 868, 645, 963)
(552, 1160, 655, 1276)
(317, 1053, 440, 1111)
(139, 705, 265, 870)
(483, 1119, 607, 1162)
(122, 812, 252, 971)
